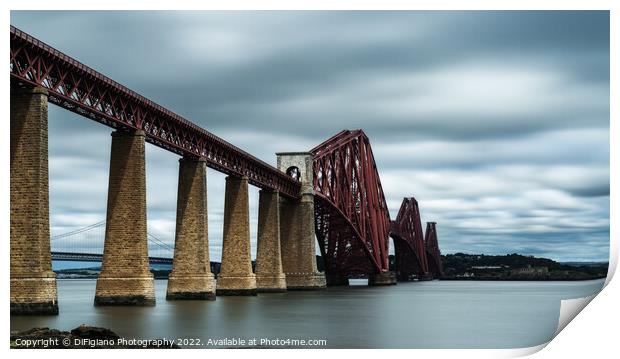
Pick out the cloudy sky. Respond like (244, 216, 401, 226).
(11, 11, 609, 262)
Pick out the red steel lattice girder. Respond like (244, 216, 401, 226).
(391, 233, 425, 281)
(9, 25, 300, 199)
(390, 197, 430, 277)
(425, 222, 445, 278)
(311, 130, 391, 276)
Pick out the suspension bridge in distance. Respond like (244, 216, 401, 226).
(50, 221, 174, 265)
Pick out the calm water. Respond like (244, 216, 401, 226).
(11, 279, 604, 349)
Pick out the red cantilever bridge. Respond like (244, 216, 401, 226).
(312, 130, 443, 283)
(10, 25, 443, 313)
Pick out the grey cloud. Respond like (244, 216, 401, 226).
(569, 185, 610, 197)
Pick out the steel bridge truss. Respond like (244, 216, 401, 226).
(10, 26, 300, 198)
(311, 130, 391, 277)
(424, 222, 445, 278)
(390, 198, 431, 280)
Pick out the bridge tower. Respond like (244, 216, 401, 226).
(390, 197, 431, 281)
(310, 130, 395, 286)
(276, 153, 326, 290)
(424, 222, 445, 279)
(10, 86, 58, 315)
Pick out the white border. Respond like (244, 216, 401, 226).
(2, 1, 617, 358)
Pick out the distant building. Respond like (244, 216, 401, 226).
(510, 265, 549, 276)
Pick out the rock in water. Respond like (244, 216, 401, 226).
(70, 325, 120, 340)
(11, 325, 179, 348)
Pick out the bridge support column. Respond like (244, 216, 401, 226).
(216, 176, 257, 296)
(277, 153, 326, 290)
(255, 190, 287, 292)
(369, 271, 397, 286)
(95, 129, 155, 306)
(10, 87, 58, 315)
(325, 275, 349, 286)
(325, 274, 349, 287)
(167, 158, 216, 300)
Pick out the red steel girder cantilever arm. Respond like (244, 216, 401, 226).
(311, 130, 391, 275)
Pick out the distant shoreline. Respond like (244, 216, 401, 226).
(53, 252, 609, 282)
(439, 253, 608, 281)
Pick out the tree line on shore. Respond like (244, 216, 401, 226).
(54, 253, 608, 281)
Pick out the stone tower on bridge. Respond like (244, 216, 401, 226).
(276, 152, 327, 290)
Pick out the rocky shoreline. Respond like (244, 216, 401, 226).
(10, 325, 179, 349)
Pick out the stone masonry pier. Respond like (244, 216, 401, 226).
(94, 130, 155, 306)
(10, 86, 58, 315)
(255, 189, 287, 292)
(216, 176, 257, 295)
(167, 157, 216, 300)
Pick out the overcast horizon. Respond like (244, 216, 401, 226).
(11, 11, 610, 262)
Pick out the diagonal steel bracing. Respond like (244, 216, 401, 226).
(390, 197, 431, 279)
(311, 130, 391, 276)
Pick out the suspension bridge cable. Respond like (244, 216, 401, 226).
(50, 220, 175, 257)
(147, 232, 175, 251)
(51, 220, 106, 241)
